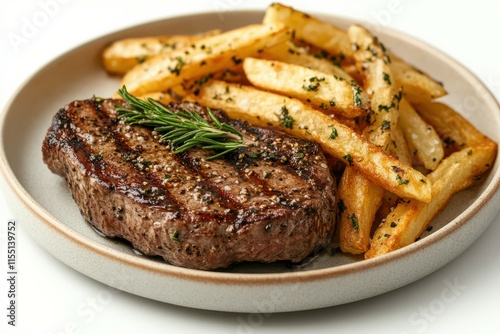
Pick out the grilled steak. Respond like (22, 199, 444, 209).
(42, 98, 336, 270)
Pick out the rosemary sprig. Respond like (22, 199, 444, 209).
(116, 86, 244, 160)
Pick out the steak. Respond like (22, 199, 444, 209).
(42, 98, 336, 270)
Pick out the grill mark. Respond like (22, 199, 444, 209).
(95, 100, 236, 224)
(174, 151, 246, 214)
(67, 100, 175, 209)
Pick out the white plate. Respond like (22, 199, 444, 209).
(1, 10, 499, 313)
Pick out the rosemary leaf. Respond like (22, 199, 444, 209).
(116, 86, 244, 160)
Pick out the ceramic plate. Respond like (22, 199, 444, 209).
(1, 11, 499, 313)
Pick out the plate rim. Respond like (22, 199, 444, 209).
(1, 9, 500, 286)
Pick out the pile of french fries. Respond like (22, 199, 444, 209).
(102, 3, 497, 259)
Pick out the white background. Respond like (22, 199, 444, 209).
(1, 0, 500, 333)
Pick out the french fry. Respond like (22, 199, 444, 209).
(259, 41, 354, 81)
(337, 166, 385, 254)
(263, 3, 447, 103)
(102, 30, 221, 74)
(243, 57, 369, 118)
(120, 24, 290, 96)
(348, 24, 400, 149)
(389, 123, 412, 165)
(337, 25, 403, 254)
(263, 3, 353, 58)
(188, 80, 432, 202)
(399, 98, 444, 170)
(366, 143, 497, 259)
(413, 101, 489, 148)
(390, 55, 447, 103)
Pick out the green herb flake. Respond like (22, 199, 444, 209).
(396, 174, 410, 185)
(352, 84, 363, 107)
(302, 83, 320, 91)
(250, 152, 262, 159)
(378, 102, 394, 112)
(395, 90, 403, 103)
(170, 230, 180, 243)
(136, 55, 147, 64)
(313, 50, 328, 59)
(382, 72, 392, 85)
(169, 56, 185, 75)
(381, 120, 391, 131)
(295, 152, 305, 159)
(343, 154, 354, 166)
(348, 214, 359, 230)
(329, 127, 338, 140)
(279, 105, 295, 129)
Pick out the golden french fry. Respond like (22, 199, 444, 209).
(389, 123, 412, 165)
(102, 30, 221, 74)
(366, 142, 497, 259)
(259, 41, 354, 81)
(348, 24, 400, 149)
(390, 55, 447, 103)
(337, 166, 384, 254)
(399, 98, 444, 170)
(337, 25, 405, 254)
(187, 80, 432, 202)
(243, 57, 369, 118)
(120, 24, 290, 96)
(263, 3, 353, 58)
(413, 101, 489, 148)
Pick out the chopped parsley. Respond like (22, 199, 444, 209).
(329, 127, 338, 139)
(348, 214, 359, 230)
(381, 120, 391, 131)
(351, 83, 363, 107)
(169, 56, 185, 75)
(382, 72, 392, 85)
(170, 230, 180, 243)
(136, 55, 147, 64)
(302, 77, 325, 92)
(249, 152, 262, 159)
(313, 50, 329, 59)
(396, 174, 410, 185)
(394, 90, 403, 103)
(278, 105, 295, 129)
(378, 102, 395, 112)
(343, 154, 354, 166)
(231, 55, 242, 65)
(295, 152, 305, 159)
